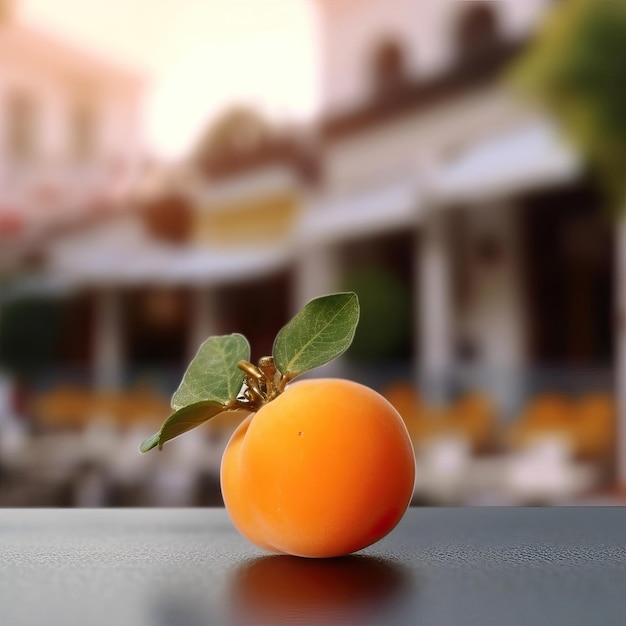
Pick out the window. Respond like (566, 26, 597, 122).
(371, 39, 408, 99)
(455, 3, 502, 66)
(5, 91, 38, 164)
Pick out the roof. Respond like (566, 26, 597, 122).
(191, 108, 321, 184)
(193, 135, 321, 184)
(40, 214, 292, 289)
(320, 39, 525, 141)
(3, 117, 581, 292)
(432, 121, 581, 204)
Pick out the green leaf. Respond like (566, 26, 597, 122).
(139, 432, 161, 453)
(139, 400, 226, 452)
(273, 292, 360, 378)
(171, 333, 250, 410)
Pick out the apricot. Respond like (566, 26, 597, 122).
(220, 378, 416, 558)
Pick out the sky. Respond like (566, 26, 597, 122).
(21, 0, 319, 160)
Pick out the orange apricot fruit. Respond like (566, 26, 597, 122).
(220, 378, 416, 558)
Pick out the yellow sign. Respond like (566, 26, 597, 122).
(195, 192, 299, 247)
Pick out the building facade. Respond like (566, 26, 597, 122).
(0, 3, 144, 269)
(0, 1, 615, 431)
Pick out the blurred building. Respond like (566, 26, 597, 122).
(2, 0, 610, 406)
(0, 1, 144, 269)
(0, 2, 145, 385)
(0, 0, 619, 504)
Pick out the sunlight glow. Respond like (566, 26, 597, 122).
(21, 0, 318, 159)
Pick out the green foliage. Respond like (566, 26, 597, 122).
(512, 0, 626, 206)
(171, 334, 250, 410)
(0, 297, 63, 376)
(273, 293, 360, 378)
(140, 292, 360, 452)
(139, 400, 226, 452)
(342, 267, 411, 362)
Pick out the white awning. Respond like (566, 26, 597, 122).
(300, 180, 421, 245)
(44, 215, 292, 288)
(433, 121, 581, 204)
(5, 121, 585, 294)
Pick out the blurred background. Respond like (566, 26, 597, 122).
(0, 0, 623, 507)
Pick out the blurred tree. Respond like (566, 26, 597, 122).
(0, 297, 63, 378)
(512, 0, 626, 486)
(194, 106, 273, 164)
(342, 267, 412, 363)
(512, 0, 626, 208)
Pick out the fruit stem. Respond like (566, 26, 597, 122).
(245, 379, 265, 403)
(277, 372, 295, 394)
(238, 360, 264, 381)
(236, 357, 288, 408)
(257, 356, 277, 399)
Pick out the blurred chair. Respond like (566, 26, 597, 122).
(0, 416, 28, 468)
(382, 382, 421, 431)
(109, 388, 171, 429)
(503, 436, 598, 504)
(383, 383, 472, 504)
(71, 460, 112, 507)
(32, 386, 171, 431)
(416, 434, 472, 504)
(32, 386, 94, 429)
(448, 392, 497, 454)
(382, 381, 431, 443)
(414, 395, 496, 504)
(506, 393, 574, 452)
(502, 393, 605, 503)
(571, 393, 615, 462)
(384, 383, 498, 448)
(383, 380, 481, 447)
(381, 382, 449, 442)
(145, 435, 207, 507)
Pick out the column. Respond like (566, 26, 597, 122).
(0, 287, 3, 370)
(93, 287, 124, 390)
(418, 211, 452, 405)
(293, 244, 342, 376)
(616, 215, 626, 487)
(292, 244, 340, 314)
(188, 287, 219, 359)
(466, 201, 527, 416)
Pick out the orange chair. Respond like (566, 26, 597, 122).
(571, 394, 615, 461)
(506, 394, 575, 452)
(110, 389, 171, 429)
(382, 382, 422, 439)
(33, 386, 173, 431)
(449, 392, 497, 453)
(32, 386, 93, 429)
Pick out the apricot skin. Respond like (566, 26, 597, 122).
(220, 378, 416, 558)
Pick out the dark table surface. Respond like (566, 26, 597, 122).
(1, 507, 625, 626)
